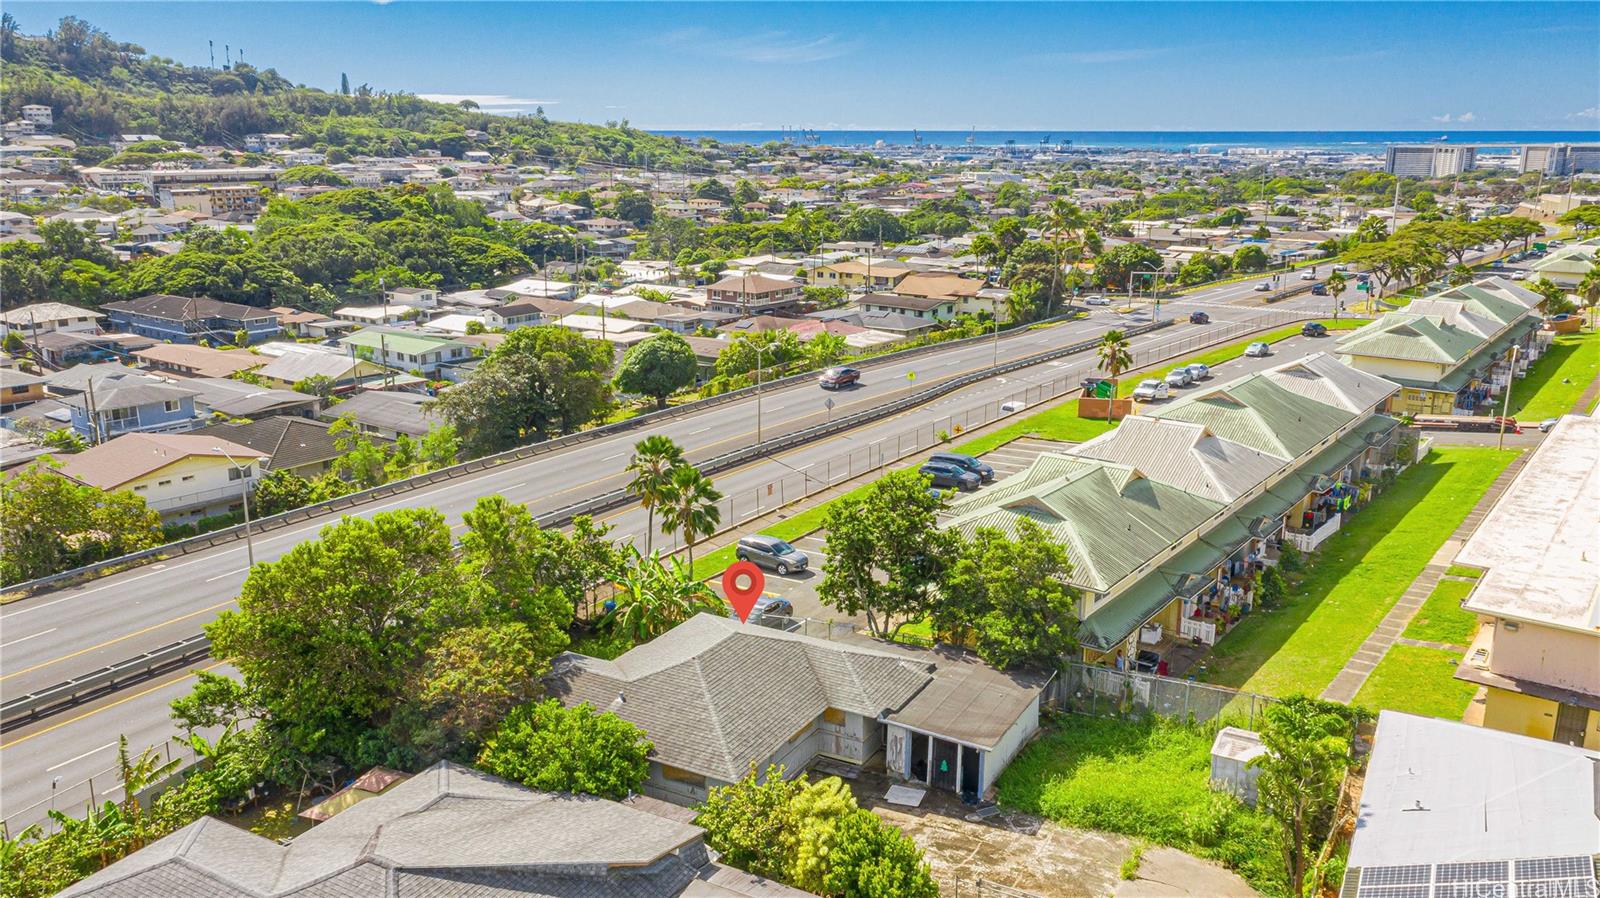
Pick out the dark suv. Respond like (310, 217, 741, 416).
(1301, 322, 1328, 337)
(919, 461, 980, 491)
(819, 366, 861, 389)
(928, 452, 994, 483)
(1189, 311, 1210, 324)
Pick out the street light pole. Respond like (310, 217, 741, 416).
(214, 446, 256, 568)
(1496, 345, 1519, 451)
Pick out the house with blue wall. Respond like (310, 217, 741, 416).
(62, 380, 201, 441)
(101, 294, 280, 346)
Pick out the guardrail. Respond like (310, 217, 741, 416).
(1, 311, 1085, 598)
(1, 634, 212, 729)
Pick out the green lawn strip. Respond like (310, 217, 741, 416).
(996, 715, 1283, 895)
(1202, 447, 1518, 697)
(1352, 644, 1477, 720)
(1505, 331, 1600, 421)
(1400, 580, 1479, 647)
(1444, 564, 1483, 579)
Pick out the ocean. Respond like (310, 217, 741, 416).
(647, 130, 1600, 152)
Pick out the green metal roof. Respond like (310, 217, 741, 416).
(340, 330, 468, 355)
(1147, 374, 1358, 459)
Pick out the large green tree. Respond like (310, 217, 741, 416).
(937, 519, 1081, 669)
(476, 699, 652, 800)
(614, 333, 698, 409)
(0, 464, 164, 583)
(818, 469, 954, 638)
(1094, 243, 1163, 290)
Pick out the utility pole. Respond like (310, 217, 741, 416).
(214, 446, 256, 568)
(1390, 172, 1402, 236)
(1497, 345, 1519, 451)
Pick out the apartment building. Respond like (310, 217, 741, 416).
(1385, 144, 1476, 177)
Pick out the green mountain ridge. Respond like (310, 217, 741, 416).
(0, 14, 713, 169)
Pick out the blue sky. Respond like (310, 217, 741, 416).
(8, 2, 1599, 130)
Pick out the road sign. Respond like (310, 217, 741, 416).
(824, 397, 835, 410)
(906, 371, 916, 382)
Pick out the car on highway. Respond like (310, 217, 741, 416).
(1165, 368, 1193, 388)
(1244, 341, 1272, 357)
(920, 461, 981, 491)
(1311, 283, 1328, 296)
(1084, 294, 1110, 306)
(735, 535, 810, 575)
(1549, 239, 1565, 248)
(1301, 322, 1329, 337)
(1183, 363, 1210, 380)
(818, 366, 861, 389)
(1331, 264, 1349, 273)
(928, 451, 995, 483)
(1253, 282, 1272, 292)
(1132, 379, 1170, 401)
(1299, 271, 1317, 281)
(1189, 311, 1211, 324)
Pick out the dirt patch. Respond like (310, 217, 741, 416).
(1113, 847, 1259, 898)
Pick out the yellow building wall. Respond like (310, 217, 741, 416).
(1385, 387, 1457, 416)
(1482, 687, 1557, 740)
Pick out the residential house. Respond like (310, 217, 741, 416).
(252, 345, 393, 393)
(1528, 239, 1597, 289)
(102, 295, 281, 346)
(1452, 414, 1599, 749)
(548, 614, 1048, 806)
(703, 274, 804, 315)
(243, 132, 294, 152)
(383, 286, 439, 310)
(809, 259, 914, 291)
(319, 389, 440, 439)
(31, 331, 157, 369)
(0, 368, 47, 411)
(1344, 711, 1600, 898)
(195, 417, 358, 480)
(894, 272, 996, 318)
(492, 276, 580, 301)
(482, 297, 579, 330)
(54, 432, 266, 523)
(181, 378, 321, 421)
(132, 343, 263, 380)
(0, 302, 104, 337)
(269, 306, 335, 338)
(332, 305, 419, 327)
(860, 292, 958, 323)
(54, 761, 807, 898)
(1334, 277, 1546, 416)
(943, 353, 1402, 669)
(62, 379, 202, 442)
(680, 335, 729, 384)
(338, 329, 471, 375)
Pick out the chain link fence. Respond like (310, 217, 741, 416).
(1052, 662, 1277, 733)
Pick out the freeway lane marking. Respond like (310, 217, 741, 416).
(1, 628, 56, 649)
(204, 568, 247, 583)
(0, 599, 234, 683)
(46, 740, 117, 772)
(0, 661, 227, 751)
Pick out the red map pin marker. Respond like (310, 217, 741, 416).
(722, 561, 765, 623)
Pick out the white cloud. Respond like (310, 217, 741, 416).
(651, 28, 861, 63)
(1457, 112, 1476, 123)
(1429, 112, 1475, 124)
(417, 93, 557, 112)
(1569, 106, 1600, 120)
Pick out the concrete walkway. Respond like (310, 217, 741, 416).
(1321, 451, 1530, 704)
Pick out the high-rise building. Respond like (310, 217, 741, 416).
(1384, 144, 1476, 177)
(1518, 143, 1600, 175)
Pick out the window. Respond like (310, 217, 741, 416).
(163, 400, 181, 413)
(157, 479, 171, 487)
(107, 407, 136, 423)
(132, 484, 146, 492)
(228, 465, 253, 480)
(182, 475, 195, 482)
(660, 765, 705, 787)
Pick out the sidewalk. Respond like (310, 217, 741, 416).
(1321, 451, 1530, 704)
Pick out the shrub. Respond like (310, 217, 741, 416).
(475, 699, 651, 800)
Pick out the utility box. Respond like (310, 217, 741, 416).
(1210, 726, 1267, 806)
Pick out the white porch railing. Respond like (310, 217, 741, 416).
(1285, 512, 1342, 552)
(1180, 616, 1218, 646)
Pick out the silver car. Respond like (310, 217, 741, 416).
(736, 535, 810, 575)
(1165, 368, 1193, 388)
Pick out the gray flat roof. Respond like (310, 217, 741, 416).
(885, 644, 1050, 750)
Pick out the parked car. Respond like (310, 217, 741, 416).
(818, 366, 861, 389)
(1165, 368, 1193, 388)
(1000, 399, 1026, 413)
(1253, 282, 1272, 292)
(1302, 322, 1329, 337)
(928, 452, 994, 483)
(1356, 272, 1371, 283)
(1512, 271, 1529, 280)
(735, 535, 810, 575)
(746, 595, 797, 629)
(1084, 294, 1110, 306)
(1132, 379, 1170, 401)
(920, 461, 980, 491)
(1311, 283, 1328, 296)
(1189, 311, 1211, 324)
(1538, 418, 1560, 433)
(1244, 341, 1272, 357)
(1184, 363, 1210, 380)
(1549, 239, 1565, 248)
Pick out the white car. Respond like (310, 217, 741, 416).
(1511, 271, 1529, 280)
(1244, 341, 1271, 358)
(1538, 418, 1560, 433)
(1253, 282, 1272, 292)
(1000, 400, 1026, 413)
(1084, 294, 1110, 306)
(1299, 271, 1317, 280)
(1131, 380, 1170, 401)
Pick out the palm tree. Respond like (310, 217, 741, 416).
(1577, 268, 1600, 330)
(1326, 271, 1347, 317)
(1096, 330, 1133, 421)
(116, 735, 180, 847)
(608, 547, 723, 641)
(625, 436, 684, 553)
(658, 465, 722, 573)
(1045, 199, 1086, 317)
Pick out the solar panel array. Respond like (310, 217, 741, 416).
(1355, 856, 1597, 898)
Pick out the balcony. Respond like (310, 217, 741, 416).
(1285, 512, 1341, 552)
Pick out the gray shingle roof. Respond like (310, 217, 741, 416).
(195, 418, 352, 471)
(547, 615, 933, 782)
(59, 762, 741, 898)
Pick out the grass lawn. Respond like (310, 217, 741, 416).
(1445, 564, 1483, 579)
(996, 715, 1283, 896)
(1505, 331, 1600, 421)
(1402, 580, 1479, 647)
(1201, 446, 1519, 697)
(1352, 644, 1477, 720)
